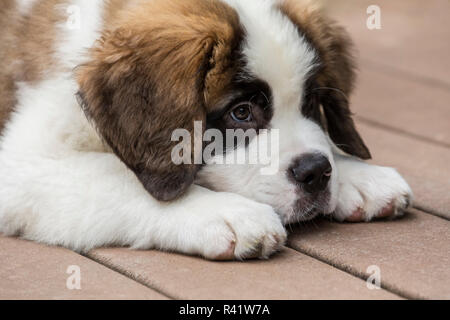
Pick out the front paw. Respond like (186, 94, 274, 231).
(193, 195, 287, 260)
(333, 164, 413, 222)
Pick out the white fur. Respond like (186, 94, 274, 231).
(0, 0, 412, 260)
(0, 148, 286, 257)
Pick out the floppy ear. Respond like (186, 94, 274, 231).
(76, 0, 242, 200)
(280, 0, 371, 159)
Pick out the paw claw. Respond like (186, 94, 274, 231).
(403, 194, 412, 209)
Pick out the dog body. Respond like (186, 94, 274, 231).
(0, 0, 412, 259)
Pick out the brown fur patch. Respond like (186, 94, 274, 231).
(280, 0, 371, 159)
(0, 0, 68, 133)
(0, 0, 19, 132)
(17, 0, 67, 82)
(104, 0, 132, 28)
(77, 0, 244, 200)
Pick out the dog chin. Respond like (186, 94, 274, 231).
(282, 190, 335, 224)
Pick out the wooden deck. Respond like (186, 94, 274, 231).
(1, 0, 449, 300)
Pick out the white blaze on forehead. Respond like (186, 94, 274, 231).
(223, 0, 317, 109)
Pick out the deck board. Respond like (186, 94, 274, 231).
(288, 209, 450, 299)
(0, 236, 167, 300)
(324, 0, 450, 86)
(353, 66, 450, 147)
(88, 247, 399, 300)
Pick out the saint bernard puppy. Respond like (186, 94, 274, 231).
(0, 0, 412, 260)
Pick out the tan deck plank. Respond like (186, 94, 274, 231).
(325, 0, 450, 86)
(356, 121, 450, 219)
(0, 236, 167, 300)
(88, 247, 400, 300)
(353, 66, 450, 147)
(324, 0, 450, 146)
(289, 209, 450, 299)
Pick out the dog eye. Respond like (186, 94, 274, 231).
(230, 103, 253, 122)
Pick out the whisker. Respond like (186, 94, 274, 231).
(260, 91, 270, 105)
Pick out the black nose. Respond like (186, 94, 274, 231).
(290, 153, 332, 193)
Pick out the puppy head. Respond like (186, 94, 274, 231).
(196, 0, 371, 223)
(76, 0, 243, 201)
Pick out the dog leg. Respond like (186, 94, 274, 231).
(0, 152, 286, 260)
(333, 154, 413, 222)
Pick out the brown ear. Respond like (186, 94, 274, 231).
(280, 0, 371, 159)
(76, 0, 242, 200)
